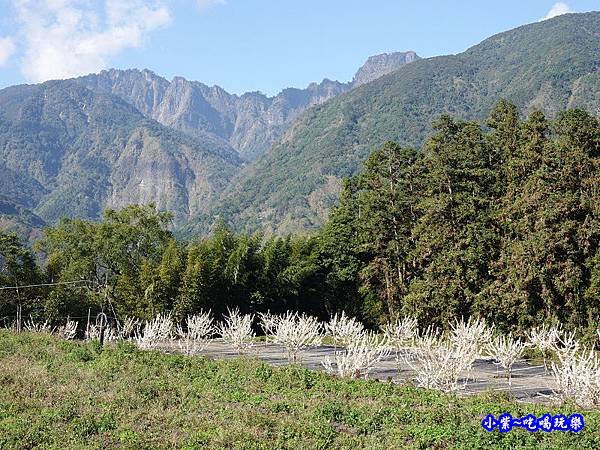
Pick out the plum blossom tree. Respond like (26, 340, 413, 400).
(324, 311, 363, 350)
(134, 312, 173, 349)
(262, 311, 322, 363)
(552, 347, 600, 408)
(485, 333, 526, 386)
(57, 319, 78, 340)
(177, 310, 214, 355)
(217, 308, 255, 354)
(403, 325, 479, 392)
(322, 331, 390, 379)
(526, 324, 561, 373)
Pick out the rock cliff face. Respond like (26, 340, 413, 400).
(0, 49, 420, 240)
(0, 80, 242, 228)
(352, 51, 420, 87)
(76, 51, 418, 161)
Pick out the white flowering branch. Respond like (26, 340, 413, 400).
(217, 308, 255, 354)
(322, 331, 390, 379)
(382, 316, 418, 349)
(258, 311, 280, 337)
(177, 310, 214, 355)
(450, 317, 492, 354)
(118, 316, 141, 340)
(552, 347, 600, 408)
(23, 317, 54, 333)
(57, 319, 78, 340)
(324, 311, 364, 350)
(382, 316, 418, 376)
(134, 312, 173, 350)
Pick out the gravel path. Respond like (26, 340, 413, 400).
(159, 339, 558, 404)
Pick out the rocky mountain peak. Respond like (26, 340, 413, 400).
(352, 51, 419, 87)
(74, 50, 419, 162)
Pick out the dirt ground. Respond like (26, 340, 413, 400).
(159, 339, 558, 404)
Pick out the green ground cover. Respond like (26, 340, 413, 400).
(0, 331, 598, 449)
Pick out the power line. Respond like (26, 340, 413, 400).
(1, 314, 120, 320)
(0, 279, 90, 291)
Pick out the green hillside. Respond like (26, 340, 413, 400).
(0, 81, 242, 232)
(191, 12, 599, 236)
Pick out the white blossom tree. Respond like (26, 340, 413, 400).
(485, 333, 526, 386)
(382, 316, 417, 375)
(118, 316, 141, 340)
(258, 311, 280, 337)
(526, 324, 561, 373)
(403, 326, 479, 392)
(449, 317, 493, 355)
(57, 319, 78, 340)
(265, 311, 322, 363)
(322, 331, 390, 379)
(134, 312, 173, 350)
(86, 323, 118, 342)
(324, 311, 364, 350)
(552, 347, 600, 408)
(382, 316, 417, 349)
(177, 310, 214, 355)
(217, 308, 255, 354)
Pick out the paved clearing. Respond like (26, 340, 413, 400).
(159, 339, 558, 404)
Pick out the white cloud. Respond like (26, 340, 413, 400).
(0, 37, 16, 66)
(196, 0, 226, 12)
(540, 2, 572, 21)
(12, 0, 172, 83)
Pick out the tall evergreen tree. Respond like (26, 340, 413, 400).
(404, 116, 499, 326)
(356, 142, 421, 321)
(482, 109, 599, 332)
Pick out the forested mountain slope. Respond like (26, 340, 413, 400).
(0, 80, 242, 230)
(194, 12, 599, 236)
(0, 51, 418, 242)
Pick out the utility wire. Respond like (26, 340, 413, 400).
(0, 279, 90, 290)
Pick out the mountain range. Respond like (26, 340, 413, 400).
(193, 11, 600, 236)
(0, 80, 242, 233)
(75, 51, 419, 162)
(0, 50, 418, 241)
(0, 12, 598, 242)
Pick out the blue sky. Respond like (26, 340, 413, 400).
(0, 0, 597, 96)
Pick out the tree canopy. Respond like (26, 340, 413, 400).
(1, 102, 598, 338)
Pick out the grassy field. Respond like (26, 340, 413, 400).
(0, 331, 598, 449)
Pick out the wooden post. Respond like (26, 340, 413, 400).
(15, 277, 21, 333)
(16, 303, 21, 333)
(86, 308, 91, 340)
(97, 312, 107, 347)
